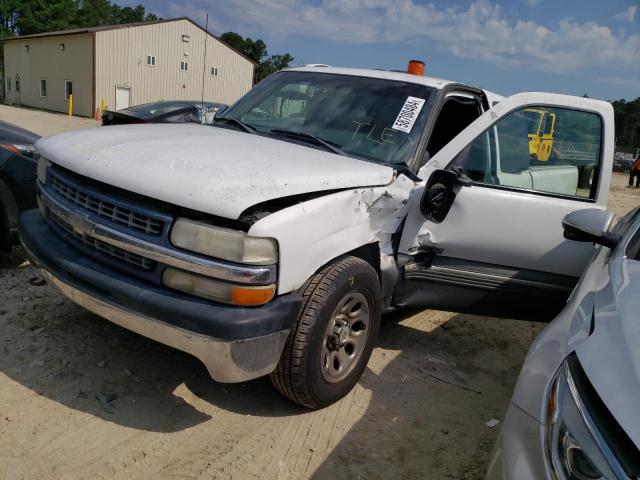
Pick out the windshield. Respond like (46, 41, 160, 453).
(219, 71, 435, 165)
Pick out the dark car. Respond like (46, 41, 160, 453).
(102, 100, 227, 126)
(0, 120, 40, 159)
(613, 156, 634, 173)
(0, 147, 38, 250)
(0, 121, 39, 250)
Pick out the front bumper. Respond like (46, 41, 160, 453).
(20, 209, 302, 383)
(486, 403, 547, 480)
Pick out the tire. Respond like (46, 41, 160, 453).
(270, 255, 381, 409)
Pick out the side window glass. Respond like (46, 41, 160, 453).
(450, 106, 602, 199)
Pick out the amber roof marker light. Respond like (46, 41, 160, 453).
(407, 59, 425, 76)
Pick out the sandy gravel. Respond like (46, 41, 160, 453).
(0, 104, 98, 137)
(0, 105, 638, 479)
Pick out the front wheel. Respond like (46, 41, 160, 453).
(270, 256, 381, 409)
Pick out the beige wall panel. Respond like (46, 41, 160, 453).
(4, 35, 94, 117)
(95, 19, 254, 111)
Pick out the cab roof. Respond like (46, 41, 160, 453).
(285, 65, 457, 90)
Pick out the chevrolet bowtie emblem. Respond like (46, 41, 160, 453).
(68, 212, 93, 237)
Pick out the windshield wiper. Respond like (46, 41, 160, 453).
(213, 117, 256, 134)
(269, 129, 346, 156)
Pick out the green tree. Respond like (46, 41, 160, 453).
(220, 31, 293, 83)
(76, 0, 158, 27)
(15, 0, 77, 35)
(258, 53, 294, 81)
(11, 0, 160, 35)
(612, 98, 640, 150)
(75, 0, 114, 27)
(113, 4, 157, 24)
(0, 0, 20, 34)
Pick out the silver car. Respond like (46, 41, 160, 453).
(487, 207, 640, 479)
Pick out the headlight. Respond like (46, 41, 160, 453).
(162, 268, 275, 306)
(545, 359, 619, 480)
(37, 157, 51, 184)
(0, 143, 38, 159)
(170, 218, 277, 265)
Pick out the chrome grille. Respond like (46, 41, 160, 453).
(51, 175, 164, 235)
(50, 211, 156, 271)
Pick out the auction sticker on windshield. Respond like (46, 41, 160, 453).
(392, 96, 426, 133)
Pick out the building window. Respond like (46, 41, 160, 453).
(210, 67, 219, 77)
(6, 77, 10, 91)
(182, 34, 190, 42)
(64, 80, 73, 101)
(40, 79, 47, 97)
(180, 61, 189, 72)
(146, 55, 156, 66)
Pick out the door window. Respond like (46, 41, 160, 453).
(426, 94, 483, 158)
(450, 106, 602, 199)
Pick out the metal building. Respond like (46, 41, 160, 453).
(3, 17, 256, 117)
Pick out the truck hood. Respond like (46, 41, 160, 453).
(575, 257, 640, 449)
(36, 124, 394, 219)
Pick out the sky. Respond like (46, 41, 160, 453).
(126, 0, 639, 100)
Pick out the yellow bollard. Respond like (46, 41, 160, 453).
(68, 94, 73, 116)
(101, 98, 105, 113)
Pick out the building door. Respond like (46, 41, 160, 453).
(115, 86, 130, 110)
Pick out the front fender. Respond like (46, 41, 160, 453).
(248, 175, 415, 294)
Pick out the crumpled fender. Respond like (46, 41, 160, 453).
(248, 174, 416, 294)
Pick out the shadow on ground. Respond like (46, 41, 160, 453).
(0, 251, 307, 433)
(310, 308, 541, 479)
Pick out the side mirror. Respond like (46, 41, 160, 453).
(420, 169, 460, 223)
(562, 209, 620, 249)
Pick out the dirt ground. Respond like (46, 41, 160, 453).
(1, 105, 638, 480)
(0, 104, 98, 136)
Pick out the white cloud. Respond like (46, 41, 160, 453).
(171, 0, 640, 74)
(615, 5, 638, 23)
(527, 0, 542, 7)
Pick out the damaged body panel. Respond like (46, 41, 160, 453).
(249, 173, 415, 295)
(35, 123, 395, 220)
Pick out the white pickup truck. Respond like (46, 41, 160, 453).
(21, 65, 613, 408)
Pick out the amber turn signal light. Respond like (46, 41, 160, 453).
(231, 285, 276, 306)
